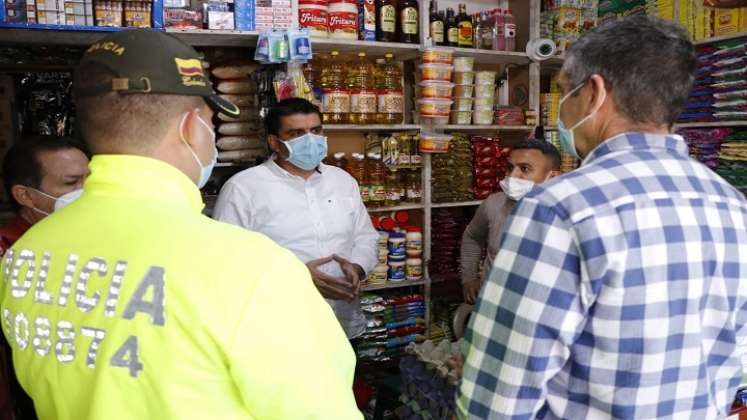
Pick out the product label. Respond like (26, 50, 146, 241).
(371, 185, 386, 201)
(360, 186, 370, 202)
(410, 154, 422, 164)
(350, 90, 377, 113)
(401, 7, 418, 34)
(447, 27, 458, 44)
(380, 4, 395, 33)
(406, 263, 422, 279)
(360, 0, 375, 32)
(329, 11, 357, 35)
(298, 7, 328, 30)
(322, 89, 350, 113)
(377, 90, 404, 114)
(389, 264, 406, 281)
(505, 23, 516, 38)
(398, 154, 411, 164)
(406, 188, 422, 199)
(458, 22, 472, 45)
(406, 239, 422, 253)
(430, 21, 444, 43)
(385, 190, 401, 201)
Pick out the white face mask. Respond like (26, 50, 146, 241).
(179, 112, 217, 189)
(499, 177, 536, 201)
(28, 187, 83, 215)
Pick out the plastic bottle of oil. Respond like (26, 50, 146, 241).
(367, 152, 386, 207)
(347, 153, 369, 204)
(376, 53, 404, 124)
(348, 52, 377, 125)
(385, 168, 401, 207)
(322, 51, 350, 124)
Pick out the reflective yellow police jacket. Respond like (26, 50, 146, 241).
(0, 155, 362, 420)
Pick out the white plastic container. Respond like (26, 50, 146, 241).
(473, 97, 494, 110)
(453, 57, 475, 72)
(474, 84, 496, 98)
(417, 98, 453, 116)
(450, 111, 472, 125)
(453, 97, 474, 111)
(454, 84, 474, 97)
(473, 110, 494, 125)
(419, 133, 452, 153)
(419, 81, 455, 99)
(452, 71, 474, 85)
(406, 258, 423, 281)
(420, 63, 454, 82)
(422, 47, 454, 64)
(475, 70, 498, 84)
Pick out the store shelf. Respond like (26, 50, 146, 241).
(0, 27, 113, 46)
(431, 200, 483, 208)
(361, 278, 425, 292)
(323, 124, 420, 132)
(693, 31, 747, 46)
(313, 38, 421, 60)
(367, 203, 424, 213)
(165, 28, 259, 47)
(674, 121, 747, 129)
(434, 125, 534, 132)
(444, 47, 529, 65)
(541, 54, 566, 67)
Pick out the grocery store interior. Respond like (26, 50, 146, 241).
(2, 0, 747, 418)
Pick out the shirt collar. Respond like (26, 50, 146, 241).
(267, 155, 327, 180)
(84, 155, 204, 213)
(581, 132, 690, 167)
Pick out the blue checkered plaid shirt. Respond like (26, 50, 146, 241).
(457, 133, 747, 419)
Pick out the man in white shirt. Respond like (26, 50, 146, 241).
(214, 98, 379, 339)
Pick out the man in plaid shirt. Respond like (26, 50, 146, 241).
(458, 16, 747, 419)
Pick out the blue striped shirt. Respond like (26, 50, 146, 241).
(458, 133, 747, 419)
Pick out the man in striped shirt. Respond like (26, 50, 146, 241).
(458, 16, 747, 419)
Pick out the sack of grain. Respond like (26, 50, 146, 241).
(212, 64, 255, 79)
(217, 122, 255, 136)
(217, 136, 264, 151)
(217, 107, 258, 122)
(218, 148, 265, 162)
(216, 79, 255, 94)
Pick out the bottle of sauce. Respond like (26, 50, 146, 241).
(492, 8, 505, 51)
(321, 51, 350, 124)
(384, 169, 401, 207)
(471, 12, 482, 49)
(456, 3, 472, 48)
(445, 8, 458, 47)
(429, 1, 444, 46)
(376, 0, 397, 42)
(504, 8, 516, 51)
(398, 0, 419, 44)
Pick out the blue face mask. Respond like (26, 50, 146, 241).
(282, 133, 328, 171)
(556, 81, 606, 161)
(180, 113, 217, 189)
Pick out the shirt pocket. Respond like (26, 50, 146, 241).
(322, 195, 356, 236)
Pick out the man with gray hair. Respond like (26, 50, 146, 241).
(458, 16, 747, 419)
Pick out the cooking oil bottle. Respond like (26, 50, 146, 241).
(322, 51, 350, 124)
(348, 52, 377, 125)
(376, 53, 404, 124)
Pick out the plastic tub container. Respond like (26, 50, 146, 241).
(454, 84, 474, 97)
(422, 47, 454, 64)
(475, 70, 498, 85)
(453, 57, 475, 72)
(417, 98, 453, 116)
(473, 110, 494, 125)
(450, 111, 472, 125)
(452, 71, 474, 85)
(419, 81, 455, 99)
(453, 97, 474, 111)
(420, 63, 453, 82)
(419, 115, 449, 125)
(419, 133, 453, 153)
(473, 97, 494, 110)
(474, 84, 496, 98)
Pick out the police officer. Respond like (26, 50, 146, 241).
(0, 30, 361, 419)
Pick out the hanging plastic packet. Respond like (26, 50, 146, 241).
(287, 27, 313, 63)
(254, 31, 270, 64)
(268, 30, 289, 63)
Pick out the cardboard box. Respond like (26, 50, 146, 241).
(64, 2, 86, 15)
(64, 12, 85, 24)
(233, 0, 254, 30)
(715, 7, 741, 37)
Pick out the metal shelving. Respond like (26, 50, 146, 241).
(693, 31, 747, 46)
(435, 124, 535, 132)
(438, 46, 530, 65)
(367, 203, 425, 213)
(361, 278, 425, 292)
(431, 200, 483, 209)
(323, 124, 420, 132)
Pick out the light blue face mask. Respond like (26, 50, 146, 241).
(556, 81, 606, 161)
(180, 113, 217, 189)
(282, 133, 328, 171)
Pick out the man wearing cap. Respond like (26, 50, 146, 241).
(0, 30, 361, 419)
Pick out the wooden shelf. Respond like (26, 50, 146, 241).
(165, 28, 259, 47)
(674, 121, 747, 129)
(443, 47, 529, 65)
(361, 278, 424, 292)
(313, 38, 421, 60)
(367, 203, 424, 213)
(431, 200, 483, 208)
(323, 124, 420, 132)
(434, 125, 534, 132)
(693, 31, 747, 46)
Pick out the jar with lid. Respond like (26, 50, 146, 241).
(298, 0, 329, 38)
(329, 0, 358, 40)
(406, 226, 423, 257)
(388, 232, 407, 261)
(370, 264, 389, 285)
(406, 258, 423, 281)
(384, 169, 402, 207)
(398, 135, 412, 165)
(388, 260, 406, 282)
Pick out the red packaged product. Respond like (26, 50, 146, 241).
(474, 166, 499, 179)
(475, 155, 498, 167)
(473, 188, 493, 199)
(474, 177, 496, 189)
